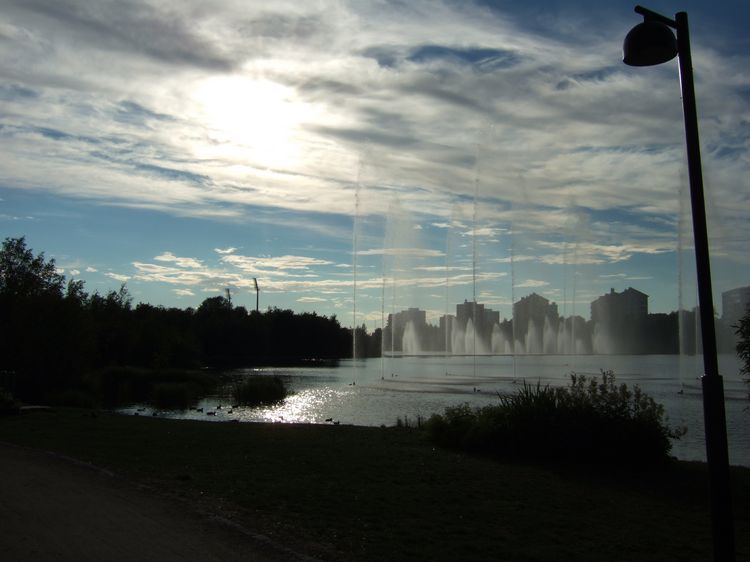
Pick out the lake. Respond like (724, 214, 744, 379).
(121, 354, 750, 467)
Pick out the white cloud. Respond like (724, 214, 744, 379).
(85, 266, 98, 273)
(214, 247, 237, 255)
(174, 288, 195, 296)
(221, 254, 334, 275)
(154, 252, 203, 269)
(106, 272, 131, 282)
(0, 0, 747, 317)
(515, 279, 549, 288)
(357, 248, 445, 258)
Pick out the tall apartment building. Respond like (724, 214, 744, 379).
(590, 287, 648, 353)
(722, 286, 750, 328)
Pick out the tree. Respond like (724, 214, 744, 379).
(735, 303, 750, 400)
(0, 236, 64, 298)
(0, 237, 70, 400)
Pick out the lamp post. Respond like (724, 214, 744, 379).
(253, 277, 260, 313)
(623, 6, 734, 560)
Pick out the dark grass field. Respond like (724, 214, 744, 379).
(0, 409, 748, 561)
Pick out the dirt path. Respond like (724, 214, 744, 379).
(0, 443, 312, 561)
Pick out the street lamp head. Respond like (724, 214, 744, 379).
(623, 20, 677, 66)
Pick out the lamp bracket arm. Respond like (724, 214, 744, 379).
(634, 5, 677, 28)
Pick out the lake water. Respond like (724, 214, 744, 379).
(121, 354, 750, 467)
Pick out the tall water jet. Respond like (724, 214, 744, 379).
(525, 317, 542, 354)
(543, 315, 557, 354)
(558, 321, 570, 355)
(352, 163, 361, 368)
(451, 322, 466, 355)
(492, 323, 510, 354)
(402, 320, 422, 355)
(592, 322, 613, 355)
(464, 317, 490, 355)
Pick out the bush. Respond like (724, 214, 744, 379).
(0, 388, 19, 415)
(736, 304, 750, 400)
(232, 376, 288, 406)
(426, 371, 684, 464)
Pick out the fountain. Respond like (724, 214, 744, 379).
(402, 320, 422, 355)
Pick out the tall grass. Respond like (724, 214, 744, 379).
(0, 388, 19, 415)
(96, 367, 219, 409)
(232, 375, 288, 406)
(426, 371, 685, 464)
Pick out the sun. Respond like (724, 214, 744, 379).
(191, 75, 314, 169)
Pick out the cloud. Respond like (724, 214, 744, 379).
(0, 0, 747, 318)
(298, 296, 326, 303)
(357, 248, 445, 258)
(221, 254, 335, 276)
(154, 252, 203, 269)
(106, 272, 131, 282)
(515, 279, 549, 288)
(85, 266, 98, 272)
(3, 0, 238, 71)
(214, 247, 237, 255)
(174, 288, 195, 297)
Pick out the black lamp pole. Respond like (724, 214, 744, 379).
(624, 6, 734, 560)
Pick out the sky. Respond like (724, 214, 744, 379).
(0, 0, 748, 328)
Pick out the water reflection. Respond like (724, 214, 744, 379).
(238, 387, 354, 424)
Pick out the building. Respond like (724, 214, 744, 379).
(722, 286, 750, 328)
(512, 293, 559, 353)
(456, 300, 499, 333)
(384, 307, 427, 352)
(590, 287, 648, 353)
(718, 286, 750, 352)
(591, 287, 648, 325)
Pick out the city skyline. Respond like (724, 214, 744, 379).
(384, 284, 747, 355)
(1, 0, 748, 327)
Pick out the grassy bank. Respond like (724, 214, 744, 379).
(0, 410, 748, 561)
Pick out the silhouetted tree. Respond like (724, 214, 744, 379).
(0, 237, 379, 401)
(0, 237, 72, 399)
(735, 304, 750, 401)
(0, 236, 64, 298)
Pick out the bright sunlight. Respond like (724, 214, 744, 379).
(191, 75, 315, 169)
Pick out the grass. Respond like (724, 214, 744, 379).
(0, 409, 748, 561)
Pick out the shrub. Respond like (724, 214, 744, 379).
(232, 376, 288, 406)
(426, 371, 684, 464)
(735, 304, 750, 400)
(0, 388, 19, 415)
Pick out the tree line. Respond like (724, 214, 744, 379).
(0, 237, 381, 402)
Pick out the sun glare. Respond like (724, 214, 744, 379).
(192, 75, 314, 169)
